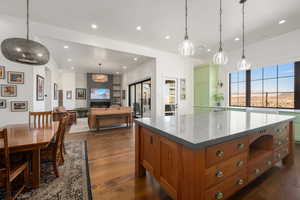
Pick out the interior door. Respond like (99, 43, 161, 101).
(163, 78, 178, 116)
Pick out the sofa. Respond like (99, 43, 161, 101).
(88, 107, 133, 130)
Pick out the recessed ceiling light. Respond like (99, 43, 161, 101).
(91, 24, 98, 29)
(133, 57, 138, 61)
(165, 35, 171, 40)
(278, 19, 286, 24)
(122, 65, 127, 69)
(136, 26, 142, 31)
(67, 58, 72, 62)
(64, 45, 69, 49)
(116, 71, 120, 74)
(71, 66, 74, 70)
(207, 49, 211, 52)
(235, 37, 240, 41)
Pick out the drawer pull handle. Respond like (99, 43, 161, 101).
(284, 148, 289, 153)
(284, 125, 288, 129)
(236, 179, 244, 185)
(237, 161, 244, 167)
(255, 168, 260, 174)
(216, 150, 224, 157)
(276, 128, 281, 133)
(267, 161, 272, 166)
(216, 171, 224, 178)
(277, 141, 282, 146)
(215, 192, 224, 200)
(238, 143, 245, 149)
(259, 129, 266, 134)
(277, 153, 282, 159)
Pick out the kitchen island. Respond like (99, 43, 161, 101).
(134, 111, 295, 200)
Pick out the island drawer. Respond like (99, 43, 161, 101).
(273, 144, 289, 164)
(274, 136, 289, 150)
(205, 152, 248, 189)
(273, 122, 289, 138)
(247, 152, 273, 182)
(204, 169, 247, 200)
(205, 137, 249, 168)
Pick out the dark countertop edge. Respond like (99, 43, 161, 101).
(134, 117, 295, 150)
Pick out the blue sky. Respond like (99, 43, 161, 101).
(231, 62, 294, 93)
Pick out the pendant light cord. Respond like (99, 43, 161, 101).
(26, 0, 29, 40)
(184, 0, 188, 39)
(242, 2, 245, 58)
(219, 0, 223, 51)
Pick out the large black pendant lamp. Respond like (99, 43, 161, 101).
(1, 0, 50, 65)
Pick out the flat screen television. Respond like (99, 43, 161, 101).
(90, 88, 110, 100)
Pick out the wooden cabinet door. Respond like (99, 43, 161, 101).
(141, 127, 158, 176)
(158, 137, 180, 200)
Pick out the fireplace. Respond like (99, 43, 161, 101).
(90, 101, 111, 108)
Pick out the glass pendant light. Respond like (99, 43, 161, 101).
(178, 0, 195, 56)
(1, 0, 50, 65)
(237, 0, 251, 71)
(213, 0, 228, 65)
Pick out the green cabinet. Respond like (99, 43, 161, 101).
(194, 64, 219, 112)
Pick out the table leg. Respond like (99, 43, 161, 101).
(32, 148, 40, 189)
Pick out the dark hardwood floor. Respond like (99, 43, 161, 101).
(66, 126, 300, 200)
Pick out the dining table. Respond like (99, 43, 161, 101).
(0, 122, 59, 189)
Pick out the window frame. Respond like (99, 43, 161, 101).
(229, 62, 297, 109)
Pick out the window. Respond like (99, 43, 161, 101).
(229, 62, 296, 109)
(230, 71, 246, 106)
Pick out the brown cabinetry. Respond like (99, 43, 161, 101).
(135, 121, 294, 200)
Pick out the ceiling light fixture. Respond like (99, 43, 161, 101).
(1, 0, 50, 65)
(136, 26, 142, 31)
(207, 49, 211, 52)
(116, 72, 120, 74)
(71, 66, 74, 70)
(67, 58, 72, 62)
(237, 0, 251, 71)
(64, 45, 69, 49)
(92, 64, 108, 83)
(122, 65, 127, 69)
(165, 35, 171, 40)
(91, 24, 98, 29)
(235, 37, 240, 41)
(278, 19, 286, 24)
(178, 0, 195, 56)
(213, 0, 229, 65)
(133, 57, 138, 61)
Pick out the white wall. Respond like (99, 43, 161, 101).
(0, 62, 33, 127)
(75, 72, 87, 108)
(122, 59, 155, 116)
(61, 72, 76, 110)
(219, 28, 300, 106)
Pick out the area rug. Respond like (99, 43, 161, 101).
(0, 141, 92, 200)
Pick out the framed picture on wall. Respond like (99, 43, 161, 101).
(36, 75, 44, 101)
(1, 84, 17, 97)
(66, 90, 72, 99)
(0, 66, 5, 79)
(54, 83, 58, 100)
(7, 71, 24, 84)
(76, 88, 86, 100)
(0, 99, 6, 109)
(11, 101, 28, 112)
(180, 78, 186, 100)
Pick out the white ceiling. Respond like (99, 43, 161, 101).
(0, 0, 300, 60)
(40, 37, 153, 73)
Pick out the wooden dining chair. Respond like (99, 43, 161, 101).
(29, 111, 53, 128)
(40, 116, 67, 177)
(0, 128, 29, 200)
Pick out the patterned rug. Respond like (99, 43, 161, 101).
(1, 141, 92, 200)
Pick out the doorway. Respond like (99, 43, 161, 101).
(128, 79, 151, 118)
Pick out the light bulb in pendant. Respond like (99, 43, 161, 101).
(237, 56, 251, 71)
(213, 48, 228, 65)
(178, 36, 195, 57)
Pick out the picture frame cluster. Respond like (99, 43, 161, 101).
(0, 66, 28, 112)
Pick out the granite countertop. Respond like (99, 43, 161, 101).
(134, 111, 295, 149)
